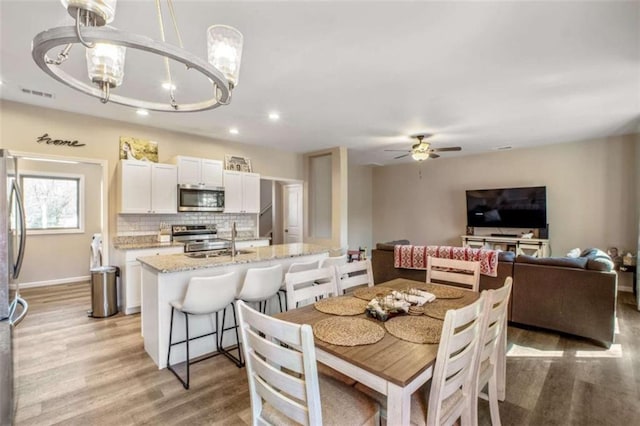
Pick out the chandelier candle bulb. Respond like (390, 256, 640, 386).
(207, 25, 244, 87)
(86, 42, 126, 88)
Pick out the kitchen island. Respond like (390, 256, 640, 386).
(138, 243, 329, 368)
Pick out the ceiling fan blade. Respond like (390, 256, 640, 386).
(429, 153, 441, 159)
(394, 153, 411, 159)
(384, 149, 410, 152)
(431, 146, 462, 152)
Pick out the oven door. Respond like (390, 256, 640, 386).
(178, 185, 225, 212)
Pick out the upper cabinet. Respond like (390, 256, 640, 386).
(119, 160, 177, 214)
(173, 156, 223, 187)
(223, 170, 260, 213)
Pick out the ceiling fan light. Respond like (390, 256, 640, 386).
(207, 25, 243, 87)
(86, 42, 126, 87)
(61, 0, 117, 25)
(412, 151, 430, 161)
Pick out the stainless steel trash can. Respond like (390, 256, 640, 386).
(89, 266, 119, 318)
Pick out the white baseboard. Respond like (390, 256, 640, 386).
(12, 275, 90, 289)
(618, 284, 633, 293)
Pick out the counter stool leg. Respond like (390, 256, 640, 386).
(218, 302, 244, 367)
(167, 308, 190, 390)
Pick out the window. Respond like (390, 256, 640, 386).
(21, 173, 84, 234)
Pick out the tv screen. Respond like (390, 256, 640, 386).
(466, 186, 547, 229)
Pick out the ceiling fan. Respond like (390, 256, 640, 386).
(385, 134, 462, 161)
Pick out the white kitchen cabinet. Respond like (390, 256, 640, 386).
(115, 245, 184, 315)
(223, 170, 260, 213)
(235, 239, 270, 249)
(173, 156, 223, 187)
(119, 160, 177, 214)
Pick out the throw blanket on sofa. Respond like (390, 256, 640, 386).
(393, 245, 499, 277)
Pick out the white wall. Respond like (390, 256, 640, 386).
(308, 154, 333, 239)
(372, 134, 638, 257)
(17, 159, 102, 284)
(347, 162, 373, 255)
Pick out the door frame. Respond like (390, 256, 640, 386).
(261, 176, 303, 245)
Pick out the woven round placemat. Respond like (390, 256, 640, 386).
(407, 283, 465, 299)
(314, 296, 368, 316)
(352, 286, 394, 301)
(422, 300, 466, 320)
(313, 317, 385, 346)
(384, 315, 443, 344)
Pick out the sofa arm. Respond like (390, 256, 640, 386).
(511, 263, 617, 347)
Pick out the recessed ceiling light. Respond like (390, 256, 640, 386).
(136, 109, 149, 116)
(162, 82, 176, 91)
(268, 112, 280, 121)
(229, 128, 239, 135)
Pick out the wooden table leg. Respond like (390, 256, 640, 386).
(387, 382, 411, 425)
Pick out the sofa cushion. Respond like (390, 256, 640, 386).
(579, 248, 614, 271)
(515, 255, 588, 269)
(498, 251, 516, 262)
(376, 240, 411, 251)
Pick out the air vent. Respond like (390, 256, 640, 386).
(21, 87, 55, 99)
(495, 146, 512, 151)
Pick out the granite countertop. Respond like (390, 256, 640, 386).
(137, 243, 329, 274)
(113, 241, 184, 250)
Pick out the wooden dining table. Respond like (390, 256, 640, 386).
(274, 278, 480, 425)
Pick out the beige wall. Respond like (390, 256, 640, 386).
(17, 159, 103, 284)
(372, 134, 638, 256)
(1, 100, 304, 283)
(347, 162, 373, 255)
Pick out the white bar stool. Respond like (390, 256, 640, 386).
(166, 271, 242, 389)
(236, 264, 284, 314)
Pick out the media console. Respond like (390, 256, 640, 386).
(461, 235, 550, 258)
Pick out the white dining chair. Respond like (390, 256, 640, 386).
(335, 259, 374, 294)
(278, 259, 320, 311)
(166, 271, 242, 389)
(426, 256, 481, 292)
(320, 254, 348, 269)
(285, 266, 339, 309)
(236, 264, 283, 314)
(355, 293, 486, 425)
(472, 277, 513, 426)
(236, 300, 380, 425)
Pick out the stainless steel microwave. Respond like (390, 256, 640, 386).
(177, 184, 225, 212)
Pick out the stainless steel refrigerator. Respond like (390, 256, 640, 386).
(0, 149, 28, 426)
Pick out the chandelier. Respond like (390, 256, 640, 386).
(31, 0, 243, 112)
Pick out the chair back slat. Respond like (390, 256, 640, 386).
(426, 257, 480, 292)
(254, 375, 310, 425)
(246, 330, 304, 374)
(238, 301, 323, 425)
(250, 351, 307, 401)
(426, 293, 485, 425)
(320, 255, 348, 268)
(285, 267, 338, 308)
(477, 277, 513, 368)
(336, 259, 374, 294)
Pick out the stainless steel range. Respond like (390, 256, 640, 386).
(171, 224, 230, 253)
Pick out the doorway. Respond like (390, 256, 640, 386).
(259, 177, 303, 245)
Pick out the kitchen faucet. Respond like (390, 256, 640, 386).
(231, 222, 237, 257)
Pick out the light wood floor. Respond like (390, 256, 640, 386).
(12, 283, 640, 425)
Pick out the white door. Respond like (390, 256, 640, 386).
(176, 156, 201, 185)
(201, 159, 223, 187)
(223, 170, 243, 213)
(151, 163, 177, 213)
(242, 172, 261, 213)
(283, 184, 303, 243)
(120, 160, 152, 213)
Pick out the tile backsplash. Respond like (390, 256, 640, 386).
(117, 213, 257, 236)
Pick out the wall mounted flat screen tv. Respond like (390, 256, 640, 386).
(466, 186, 547, 228)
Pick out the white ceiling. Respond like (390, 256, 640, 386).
(1, 1, 638, 165)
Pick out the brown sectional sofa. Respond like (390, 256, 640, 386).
(371, 242, 618, 347)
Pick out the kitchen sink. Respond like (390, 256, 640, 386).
(185, 249, 254, 259)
